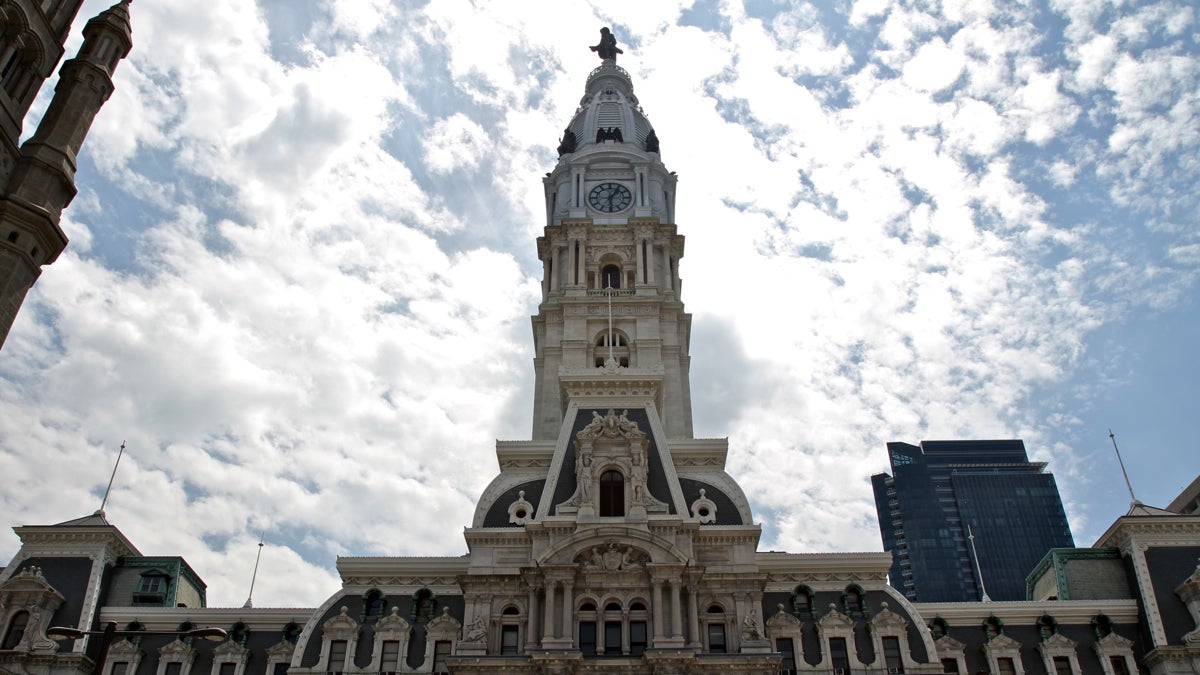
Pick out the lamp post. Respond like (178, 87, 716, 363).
(47, 622, 228, 675)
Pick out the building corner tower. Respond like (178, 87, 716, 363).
(0, 0, 132, 349)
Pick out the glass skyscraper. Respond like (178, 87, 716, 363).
(871, 439, 1075, 602)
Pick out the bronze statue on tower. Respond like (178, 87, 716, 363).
(590, 27, 623, 62)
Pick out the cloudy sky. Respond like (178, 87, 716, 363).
(1, 0, 1197, 608)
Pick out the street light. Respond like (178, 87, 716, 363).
(47, 622, 228, 675)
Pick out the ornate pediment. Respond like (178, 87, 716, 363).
(984, 633, 1022, 651)
(869, 601, 908, 632)
(1040, 632, 1078, 650)
(766, 604, 802, 629)
(426, 607, 461, 640)
(935, 634, 966, 655)
(1094, 631, 1133, 651)
(818, 603, 854, 630)
(320, 606, 359, 640)
(375, 606, 411, 639)
(158, 638, 196, 660)
(264, 640, 295, 660)
(213, 634, 248, 658)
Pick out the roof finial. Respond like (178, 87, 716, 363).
(97, 441, 126, 516)
(243, 532, 265, 608)
(1108, 429, 1141, 509)
(589, 27, 624, 63)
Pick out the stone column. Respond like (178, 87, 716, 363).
(669, 579, 683, 640)
(544, 581, 557, 641)
(687, 583, 701, 648)
(644, 238, 655, 285)
(652, 578, 665, 643)
(560, 579, 575, 644)
(526, 585, 540, 650)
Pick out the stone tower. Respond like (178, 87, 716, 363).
(531, 49, 691, 441)
(0, 0, 132, 349)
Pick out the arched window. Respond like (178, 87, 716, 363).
(930, 617, 949, 640)
(363, 589, 385, 621)
(500, 606, 521, 655)
(594, 333, 630, 367)
(1036, 614, 1058, 641)
(601, 265, 621, 289)
(230, 621, 249, 645)
(629, 602, 648, 656)
(2, 610, 29, 649)
(843, 585, 865, 615)
(603, 602, 623, 655)
(1091, 614, 1113, 639)
(706, 605, 726, 654)
(578, 602, 598, 656)
(412, 589, 436, 624)
(599, 470, 624, 516)
(282, 621, 301, 644)
(792, 585, 813, 617)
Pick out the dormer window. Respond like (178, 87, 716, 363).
(134, 571, 170, 605)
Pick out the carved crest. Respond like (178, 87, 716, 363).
(577, 542, 648, 571)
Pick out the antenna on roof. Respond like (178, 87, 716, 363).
(967, 523, 991, 602)
(97, 441, 126, 517)
(243, 533, 265, 609)
(1108, 430, 1141, 508)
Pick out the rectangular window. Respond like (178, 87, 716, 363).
(777, 637, 797, 674)
(164, 664, 181, 675)
(942, 658, 960, 674)
(708, 623, 726, 654)
(604, 621, 622, 655)
(1053, 656, 1072, 675)
(111, 663, 128, 675)
(218, 664, 235, 675)
(1110, 657, 1131, 675)
(328, 640, 347, 673)
(579, 622, 597, 656)
(997, 657, 1017, 675)
(381, 640, 399, 670)
(501, 626, 519, 655)
(883, 636, 904, 673)
(432, 641, 451, 672)
(629, 621, 647, 656)
(272, 664, 289, 675)
(830, 637, 850, 674)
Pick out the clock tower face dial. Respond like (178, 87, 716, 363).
(588, 182, 633, 213)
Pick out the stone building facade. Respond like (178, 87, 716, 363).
(2, 28, 1200, 675)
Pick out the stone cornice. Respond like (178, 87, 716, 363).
(336, 555, 469, 583)
(99, 607, 315, 630)
(14, 525, 141, 558)
(912, 599, 1140, 624)
(1094, 514, 1200, 550)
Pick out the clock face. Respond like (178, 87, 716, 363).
(588, 183, 632, 213)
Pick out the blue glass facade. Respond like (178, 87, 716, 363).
(871, 440, 1075, 602)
